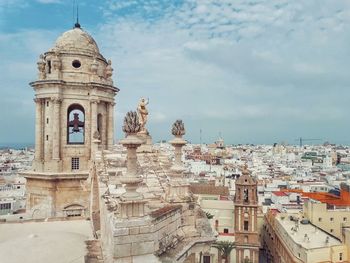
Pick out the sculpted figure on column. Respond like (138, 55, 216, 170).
(137, 97, 149, 133)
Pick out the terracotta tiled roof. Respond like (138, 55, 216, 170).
(281, 187, 350, 206)
(272, 191, 288, 197)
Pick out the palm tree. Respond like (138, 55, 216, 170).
(212, 241, 235, 263)
(205, 211, 214, 219)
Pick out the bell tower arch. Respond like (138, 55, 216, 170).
(234, 164, 260, 263)
(22, 24, 119, 218)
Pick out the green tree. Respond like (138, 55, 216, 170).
(212, 241, 235, 263)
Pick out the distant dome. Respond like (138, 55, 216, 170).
(53, 27, 100, 54)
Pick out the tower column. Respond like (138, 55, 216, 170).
(107, 102, 115, 150)
(90, 99, 98, 157)
(52, 97, 61, 160)
(102, 104, 107, 149)
(34, 98, 43, 162)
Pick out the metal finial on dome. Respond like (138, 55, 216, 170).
(73, 0, 81, 28)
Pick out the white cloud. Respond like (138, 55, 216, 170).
(95, 0, 350, 144)
(2, 0, 350, 144)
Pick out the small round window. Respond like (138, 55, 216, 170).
(72, 60, 81, 68)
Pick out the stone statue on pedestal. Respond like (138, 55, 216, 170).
(136, 98, 153, 153)
(137, 97, 149, 134)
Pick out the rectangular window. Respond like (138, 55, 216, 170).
(46, 135, 49, 141)
(203, 256, 211, 263)
(244, 220, 249, 231)
(47, 101, 49, 107)
(71, 157, 80, 170)
(0, 203, 11, 210)
(47, 118, 49, 124)
(318, 217, 322, 222)
(330, 217, 334, 221)
(344, 217, 347, 222)
(339, 253, 343, 261)
(224, 228, 229, 234)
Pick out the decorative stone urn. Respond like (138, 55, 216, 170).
(119, 111, 143, 200)
(169, 120, 187, 175)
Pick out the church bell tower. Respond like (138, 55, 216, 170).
(23, 24, 119, 218)
(234, 164, 260, 263)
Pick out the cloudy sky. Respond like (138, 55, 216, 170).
(1, 0, 350, 145)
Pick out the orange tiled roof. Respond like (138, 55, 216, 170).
(282, 189, 350, 206)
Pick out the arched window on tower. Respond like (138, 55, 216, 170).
(244, 188, 249, 202)
(67, 104, 85, 144)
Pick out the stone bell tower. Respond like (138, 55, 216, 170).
(234, 164, 260, 263)
(22, 23, 119, 218)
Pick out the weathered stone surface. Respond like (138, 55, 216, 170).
(131, 241, 154, 256)
(114, 228, 129, 237)
(139, 226, 151, 234)
(114, 243, 132, 258)
(129, 227, 139, 235)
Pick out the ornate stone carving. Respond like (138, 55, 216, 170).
(171, 120, 185, 136)
(33, 98, 42, 104)
(37, 54, 46, 80)
(105, 60, 113, 82)
(51, 52, 61, 71)
(168, 119, 187, 185)
(122, 111, 141, 134)
(90, 99, 99, 104)
(93, 131, 101, 140)
(137, 98, 149, 133)
(51, 97, 62, 104)
(91, 58, 98, 75)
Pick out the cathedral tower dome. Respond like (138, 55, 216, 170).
(37, 26, 114, 85)
(53, 27, 100, 55)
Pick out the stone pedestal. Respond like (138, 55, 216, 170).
(120, 134, 143, 200)
(166, 134, 190, 202)
(136, 132, 153, 153)
(119, 199, 147, 218)
(166, 179, 191, 203)
(119, 131, 147, 219)
(169, 136, 186, 172)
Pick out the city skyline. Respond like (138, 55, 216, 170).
(1, 0, 350, 145)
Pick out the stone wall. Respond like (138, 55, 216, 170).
(25, 174, 90, 218)
(99, 203, 184, 261)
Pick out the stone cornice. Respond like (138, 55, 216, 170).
(44, 50, 107, 63)
(21, 171, 89, 180)
(30, 80, 119, 93)
(33, 98, 43, 103)
(51, 96, 62, 103)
